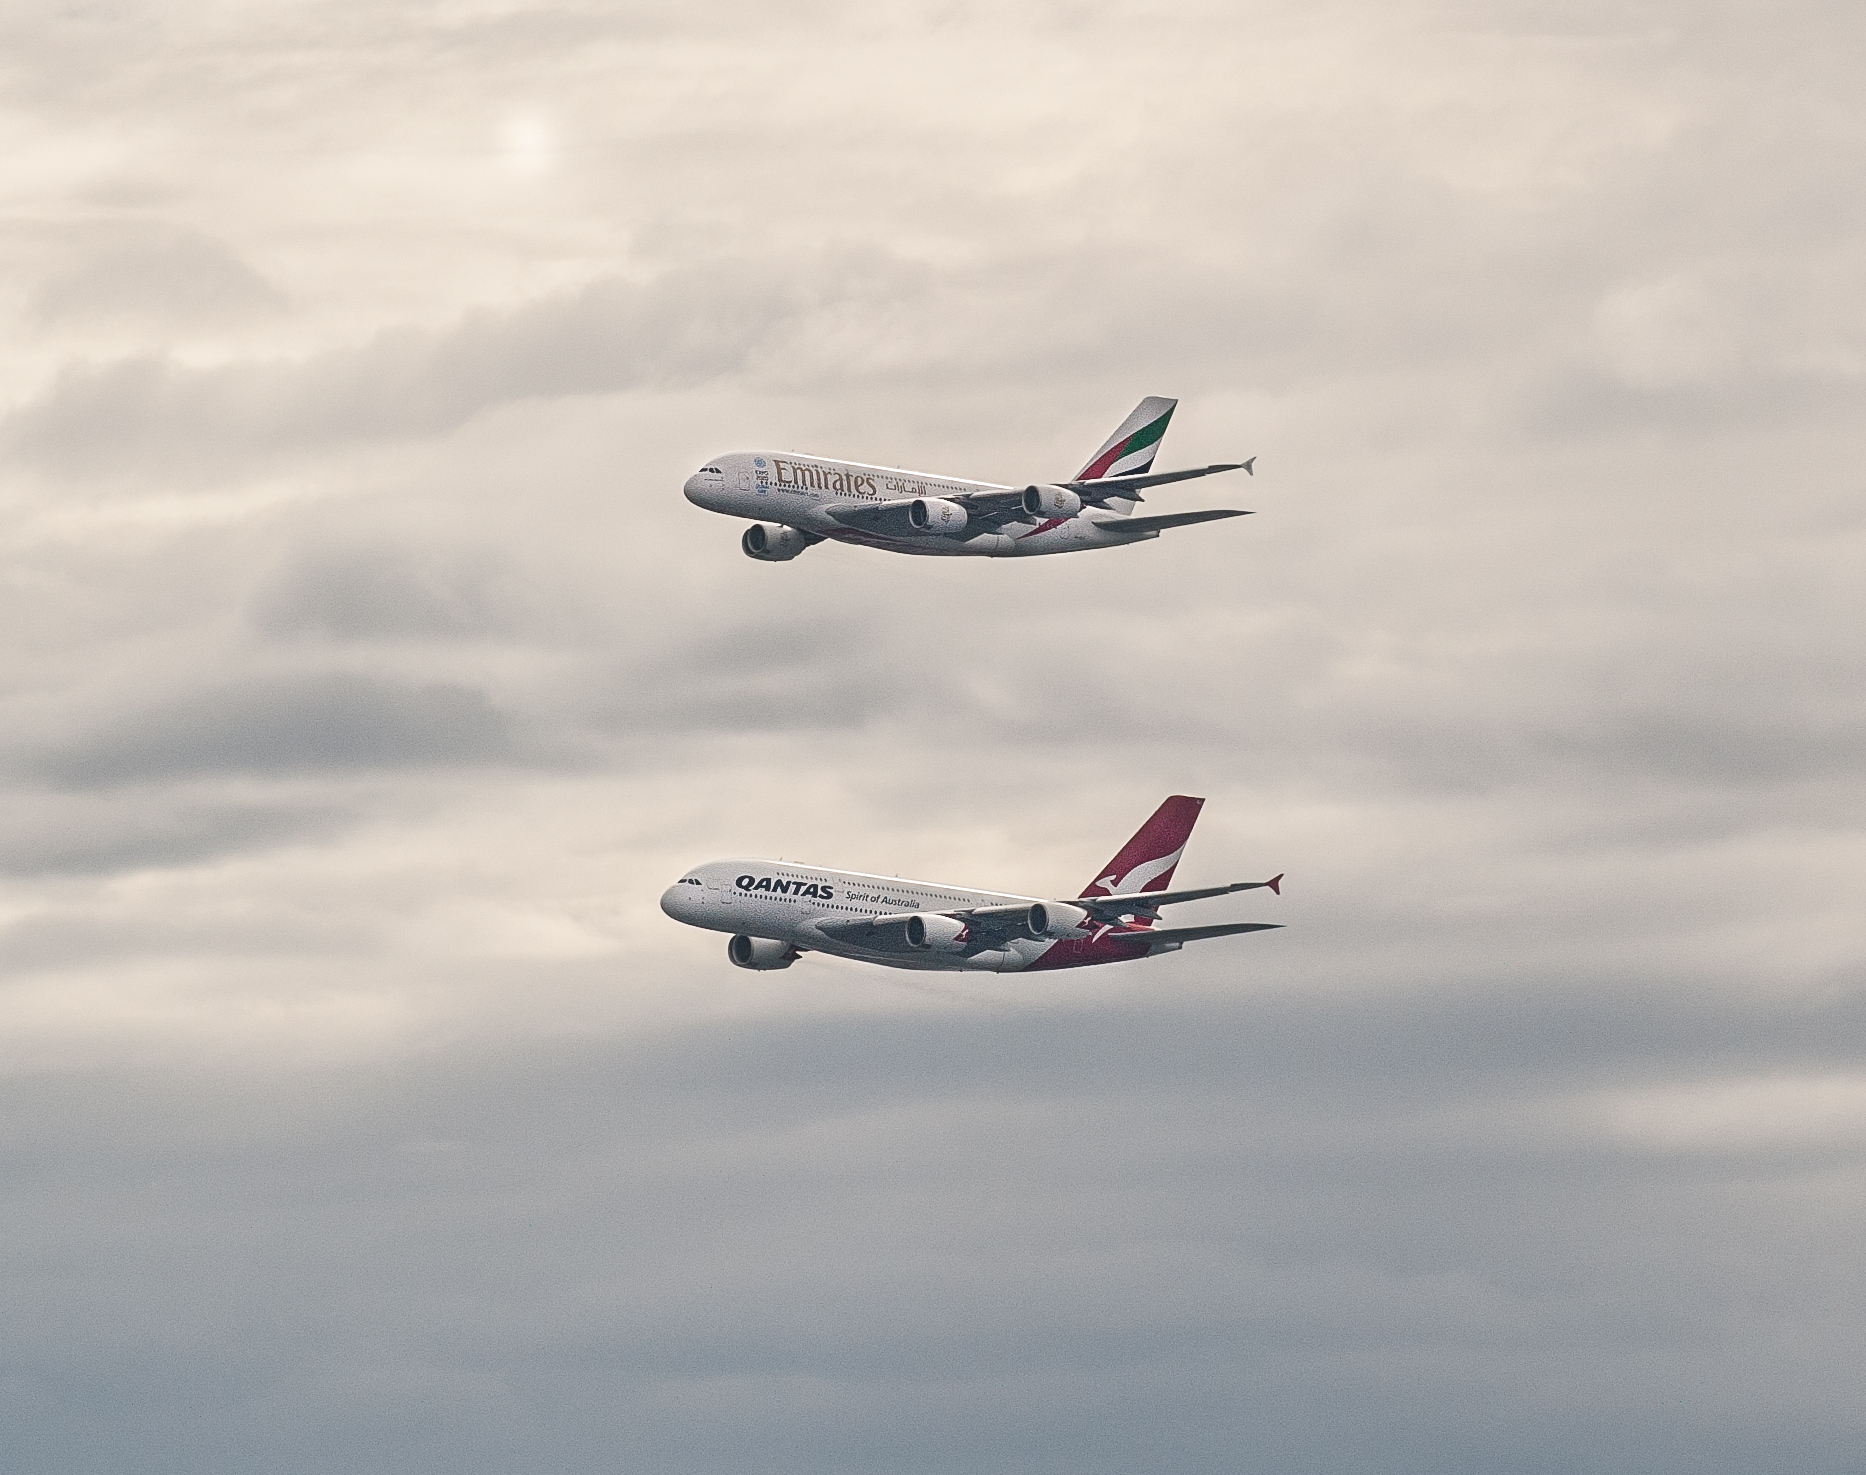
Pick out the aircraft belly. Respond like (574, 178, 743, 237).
(814, 518, 1156, 558)
(1023, 933, 1155, 970)
(1007, 523, 1064, 555)
(808, 935, 1024, 972)
(1075, 521, 1156, 550)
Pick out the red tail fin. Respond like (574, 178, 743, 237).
(1080, 795, 1205, 898)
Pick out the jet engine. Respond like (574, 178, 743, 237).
(904, 913, 968, 952)
(742, 523, 811, 561)
(728, 934, 800, 969)
(908, 498, 969, 535)
(1021, 484, 1082, 519)
(963, 901, 1085, 940)
(1027, 900, 1089, 938)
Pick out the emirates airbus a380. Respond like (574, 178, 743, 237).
(682, 397, 1255, 561)
(661, 796, 1282, 973)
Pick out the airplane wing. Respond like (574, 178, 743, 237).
(823, 493, 1039, 540)
(816, 913, 919, 949)
(944, 491, 1038, 534)
(820, 461, 1255, 538)
(1116, 921, 1283, 951)
(1077, 876, 1282, 922)
(821, 499, 922, 535)
(948, 489, 1028, 517)
(820, 879, 1281, 930)
(1092, 509, 1252, 538)
(817, 902, 1045, 954)
(939, 476, 1254, 532)
(1066, 459, 1254, 504)
(949, 902, 1046, 944)
(816, 890, 1281, 957)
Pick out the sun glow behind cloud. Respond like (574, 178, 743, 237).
(497, 112, 556, 173)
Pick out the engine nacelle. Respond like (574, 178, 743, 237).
(904, 913, 968, 952)
(908, 498, 969, 535)
(728, 934, 800, 970)
(1021, 484, 1082, 519)
(1028, 901, 1089, 938)
(742, 523, 810, 561)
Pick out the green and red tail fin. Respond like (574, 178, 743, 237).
(1076, 396, 1177, 482)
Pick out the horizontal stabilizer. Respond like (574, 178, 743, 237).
(1065, 462, 1253, 500)
(1095, 509, 1252, 538)
(1078, 876, 1281, 921)
(1068, 462, 1254, 494)
(1118, 921, 1283, 948)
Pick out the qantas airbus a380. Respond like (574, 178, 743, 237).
(661, 796, 1281, 973)
(682, 396, 1255, 561)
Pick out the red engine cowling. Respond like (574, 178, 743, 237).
(904, 913, 968, 952)
(728, 934, 800, 969)
(1021, 484, 1083, 519)
(742, 523, 811, 561)
(908, 498, 969, 535)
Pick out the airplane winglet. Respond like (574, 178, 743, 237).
(1243, 457, 1255, 476)
(1266, 873, 1282, 895)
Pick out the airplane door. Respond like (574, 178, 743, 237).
(736, 464, 752, 493)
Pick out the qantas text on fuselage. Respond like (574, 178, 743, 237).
(661, 795, 1283, 974)
(682, 396, 1258, 562)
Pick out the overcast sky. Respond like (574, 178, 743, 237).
(2, 2, 1863, 1470)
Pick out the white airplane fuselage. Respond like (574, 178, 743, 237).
(661, 859, 1160, 973)
(662, 795, 1282, 975)
(683, 452, 1142, 557)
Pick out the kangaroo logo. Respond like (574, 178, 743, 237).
(1091, 843, 1187, 896)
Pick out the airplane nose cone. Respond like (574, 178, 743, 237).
(660, 884, 688, 919)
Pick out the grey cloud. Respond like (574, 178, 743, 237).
(40, 673, 519, 788)
(26, 229, 286, 328)
(561, 566, 1816, 802)
(1281, 700, 1866, 799)
(829, 620, 1864, 802)
(253, 545, 526, 643)
(0, 797, 346, 878)
(0, 0, 1861, 1469)
(1552, 705, 1866, 788)
(0, 906, 364, 977)
(4, 268, 812, 470)
(611, 635, 915, 738)
(2, 220, 1581, 485)
(4, 973, 1866, 1474)
(1523, 362, 1864, 440)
